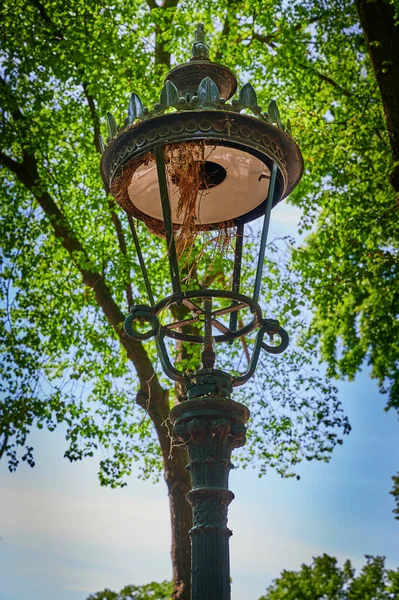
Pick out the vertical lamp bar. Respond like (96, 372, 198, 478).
(253, 162, 278, 303)
(229, 223, 244, 333)
(127, 215, 155, 307)
(154, 144, 181, 296)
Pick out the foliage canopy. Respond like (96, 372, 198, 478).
(260, 554, 399, 600)
(0, 0, 352, 485)
(1, 0, 399, 595)
(87, 581, 173, 600)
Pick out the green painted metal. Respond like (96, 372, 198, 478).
(233, 318, 289, 386)
(170, 393, 249, 600)
(100, 24, 303, 600)
(154, 144, 181, 296)
(100, 110, 302, 216)
(185, 369, 233, 400)
(191, 23, 209, 59)
(229, 223, 244, 334)
(127, 215, 155, 307)
(106, 112, 117, 139)
(124, 302, 288, 386)
(201, 297, 215, 369)
(153, 289, 262, 344)
(253, 162, 278, 304)
(103, 80, 291, 146)
(124, 305, 183, 381)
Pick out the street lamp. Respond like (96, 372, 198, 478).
(100, 23, 303, 600)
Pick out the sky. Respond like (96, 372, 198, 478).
(1, 201, 398, 600)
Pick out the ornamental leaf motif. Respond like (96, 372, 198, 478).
(268, 99, 282, 128)
(128, 93, 144, 123)
(197, 77, 219, 103)
(238, 82, 258, 109)
(106, 112, 117, 139)
(159, 80, 179, 110)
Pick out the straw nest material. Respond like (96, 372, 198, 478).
(111, 141, 235, 258)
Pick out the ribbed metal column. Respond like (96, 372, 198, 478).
(170, 372, 249, 600)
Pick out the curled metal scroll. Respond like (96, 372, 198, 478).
(124, 304, 289, 386)
(233, 319, 289, 387)
(124, 305, 160, 340)
(124, 305, 183, 381)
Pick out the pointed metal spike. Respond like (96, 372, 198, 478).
(268, 100, 282, 128)
(286, 118, 292, 135)
(198, 77, 219, 103)
(128, 93, 144, 123)
(159, 80, 179, 110)
(106, 112, 117, 138)
(98, 134, 105, 153)
(238, 82, 258, 109)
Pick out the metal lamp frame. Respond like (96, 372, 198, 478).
(121, 140, 289, 385)
(98, 24, 304, 600)
(101, 110, 302, 383)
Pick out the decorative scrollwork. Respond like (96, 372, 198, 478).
(261, 320, 289, 355)
(103, 78, 292, 148)
(124, 304, 184, 382)
(153, 289, 263, 344)
(124, 305, 160, 341)
(233, 319, 289, 387)
(124, 300, 289, 387)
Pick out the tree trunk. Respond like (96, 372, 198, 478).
(164, 445, 192, 600)
(355, 0, 399, 194)
(144, 385, 191, 600)
(0, 133, 193, 599)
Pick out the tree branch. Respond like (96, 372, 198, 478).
(22, 5, 135, 309)
(146, 0, 180, 67)
(252, 31, 278, 49)
(0, 76, 26, 122)
(81, 82, 102, 154)
(28, 0, 64, 39)
(252, 16, 352, 99)
(0, 431, 9, 460)
(163, 0, 179, 8)
(1, 126, 167, 430)
(214, 0, 239, 62)
(310, 66, 352, 98)
(81, 82, 134, 308)
(355, 0, 399, 194)
(0, 150, 26, 179)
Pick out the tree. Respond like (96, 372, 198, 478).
(1, 0, 396, 598)
(283, 0, 399, 515)
(391, 473, 399, 521)
(215, 0, 399, 515)
(260, 554, 399, 600)
(87, 581, 172, 600)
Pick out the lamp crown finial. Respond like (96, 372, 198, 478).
(191, 23, 209, 60)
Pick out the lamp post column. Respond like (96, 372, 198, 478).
(170, 371, 249, 600)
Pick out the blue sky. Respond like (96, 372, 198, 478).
(1, 200, 398, 600)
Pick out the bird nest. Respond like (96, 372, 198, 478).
(111, 141, 235, 259)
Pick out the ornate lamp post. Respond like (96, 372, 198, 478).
(100, 24, 303, 600)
